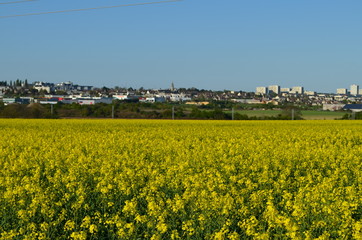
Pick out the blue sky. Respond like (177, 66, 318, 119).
(1, 0, 362, 92)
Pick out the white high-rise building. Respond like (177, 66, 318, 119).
(255, 87, 268, 95)
(281, 88, 290, 93)
(304, 91, 316, 96)
(337, 88, 347, 95)
(350, 84, 359, 95)
(290, 86, 304, 94)
(268, 85, 280, 95)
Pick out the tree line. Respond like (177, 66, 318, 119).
(0, 101, 308, 120)
(0, 79, 29, 87)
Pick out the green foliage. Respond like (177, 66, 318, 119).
(0, 101, 346, 120)
(341, 112, 362, 120)
(189, 107, 233, 120)
(0, 103, 52, 118)
(279, 106, 303, 120)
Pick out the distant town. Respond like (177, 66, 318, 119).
(0, 80, 361, 113)
(254, 84, 362, 112)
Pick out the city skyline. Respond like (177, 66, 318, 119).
(1, 78, 361, 96)
(256, 84, 362, 95)
(2, 1, 362, 93)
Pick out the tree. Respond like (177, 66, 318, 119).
(189, 108, 203, 119)
(0, 102, 4, 111)
(26, 103, 47, 118)
(212, 108, 228, 120)
(0, 104, 24, 118)
(279, 106, 303, 120)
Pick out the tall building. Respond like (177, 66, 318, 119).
(268, 85, 280, 95)
(290, 86, 304, 94)
(255, 87, 268, 95)
(281, 88, 290, 93)
(170, 82, 175, 92)
(304, 91, 316, 96)
(350, 84, 359, 95)
(336, 88, 347, 95)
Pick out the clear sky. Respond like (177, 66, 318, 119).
(1, 0, 362, 92)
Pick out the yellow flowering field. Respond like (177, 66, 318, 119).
(0, 119, 361, 239)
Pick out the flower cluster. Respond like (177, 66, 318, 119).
(0, 119, 361, 239)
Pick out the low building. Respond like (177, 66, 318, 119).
(323, 104, 345, 111)
(61, 99, 78, 104)
(185, 101, 210, 105)
(78, 99, 96, 105)
(169, 94, 191, 102)
(75, 85, 93, 91)
(0, 97, 32, 105)
(334, 95, 347, 101)
(33, 81, 54, 93)
(343, 104, 362, 112)
(0, 86, 6, 93)
(2, 98, 16, 105)
(78, 98, 113, 105)
(232, 99, 261, 104)
(139, 97, 166, 103)
(113, 94, 139, 101)
(39, 100, 58, 105)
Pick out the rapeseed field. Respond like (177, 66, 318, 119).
(0, 119, 361, 239)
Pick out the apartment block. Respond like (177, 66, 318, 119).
(255, 87, 268, 95)
(290, 86, 304, 94)
(337, 88, 347, 95)
(350, 84, 359, 95)
(280, 88, 290, 93)
(268, 85, 280, 95)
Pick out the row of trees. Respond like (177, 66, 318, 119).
(9, 102, 362, 120)
(189, 107, 303, 120)
(0, 79, 29, 87)
(0, 103, 52, 118)
(341, 112, 362, 120)
(0, 102, 305, 120)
